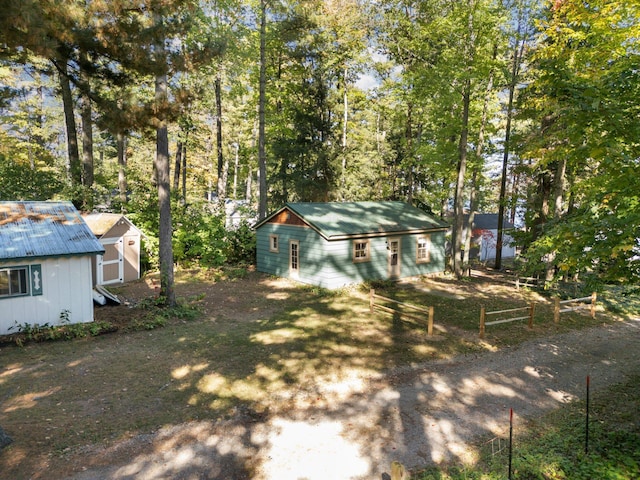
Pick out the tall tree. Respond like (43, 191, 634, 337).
(518, 0, 640, 283)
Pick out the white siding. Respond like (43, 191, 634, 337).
(0, 256, 95, 335)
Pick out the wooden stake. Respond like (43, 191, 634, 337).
(590, 292, 597, 318)
(428, 306, 434, 336)
(528, 301, 535, 329)
(390, 460, 408, 480)
(480, 306, 486, 339)
(554, 297, 560, 323)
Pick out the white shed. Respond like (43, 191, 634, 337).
(0, 201, 104, 336)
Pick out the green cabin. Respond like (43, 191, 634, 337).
(255, 201, 449, 289)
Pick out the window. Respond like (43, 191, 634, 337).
(353, 240, 370, 263)
(0, 267, 29, 298)
(416, 236, 431, 263)
(269, 234, 279, 253)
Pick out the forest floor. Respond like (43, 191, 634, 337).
(1, 269, 638, 479)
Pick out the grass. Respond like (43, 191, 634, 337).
(412, 374, 640, 479)
(0, 270, 635, 479)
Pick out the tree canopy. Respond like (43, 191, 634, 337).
(1, 0, 638, 285)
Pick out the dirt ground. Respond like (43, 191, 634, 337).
(2, 271, 639, 480)
(69, 318, 640, 480)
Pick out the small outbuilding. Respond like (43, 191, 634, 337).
(255, 201, 449, 289)
(464, 214, 517, 262)
(0, 201, 104, 336)
(83, 213, 142, 285)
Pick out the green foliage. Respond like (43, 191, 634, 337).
(225, 221, 256, 264)
(173, 202, 227, 267)
(0, 155, 63, 200)
(5, 319, 117, 346)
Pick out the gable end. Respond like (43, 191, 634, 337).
(267, 208, 309, 228)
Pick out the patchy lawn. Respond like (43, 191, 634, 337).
(0, 269, 619, 479)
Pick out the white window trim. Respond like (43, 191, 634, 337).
(0, 266, 30, 299)
(269, 234, 279, 253)
(416, 235, 431, 264)
(353, 239, 371, 263)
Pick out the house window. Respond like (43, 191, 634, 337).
(269, 234, 279, 253)
(0, 266, 29, 298)
(353, 240, 370, 263)
(416, 235, 431, 263)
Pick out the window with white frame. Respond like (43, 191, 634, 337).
(269, 234, 279, 253)
(416, 235, 431, 263)
(353, 240, 370, 263)
(0, 266, 30, 298)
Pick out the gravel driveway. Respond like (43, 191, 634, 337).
(69, 318, 640, 480)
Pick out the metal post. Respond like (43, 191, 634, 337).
(508, 408, 513, 480)
(585, 375, 590, 454)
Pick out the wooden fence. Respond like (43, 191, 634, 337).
(554, 293, 597, 323)
(479, 302, 535, 339)
(369, 289, 435, 336)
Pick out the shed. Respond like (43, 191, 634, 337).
(255, 201, 449, 289)
(0, 201, 104, 336)
(464, 214, 517, 262)
(83, 213, 142, 285)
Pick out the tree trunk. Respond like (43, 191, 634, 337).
(553, 156, 566, 219)
(80, 51, 94, 198)
(464, 44, 496, 267)
(57, 60, 81, 188)
(341, 66, 348, 199)
(258, 0, 268, 219)
(215, 75, 227, 203)
(496, 22, 526, 270)
(81, 94, 93, 189)
(452, 81, 471, 279)
(181, 141, 187, 203)
(117, 131, 127, 207)
(154, 11, 175, 306)
(173, 140, 182, 192)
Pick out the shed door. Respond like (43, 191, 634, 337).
(289, 240, 300, 279)
(97, 238, 124, 285)
(388, 238, 401, 279)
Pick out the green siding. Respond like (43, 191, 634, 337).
(257, 224, 446, 289)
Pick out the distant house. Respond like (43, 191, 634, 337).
(464, 214, 517, 262)
(255, 201, 449, 289)
(0, 201, 104, 335)
(83, 213, 142, 285)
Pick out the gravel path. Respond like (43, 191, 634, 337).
(69, 318, 640, 480)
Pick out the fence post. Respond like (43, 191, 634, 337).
(427, 306, 434, 336)
(590, 292, 597, 318)
(554, 297, 560, 323)
(369, 289, 375, 314)
(528, 301, 535, 329)
(480, 306, 486, 339)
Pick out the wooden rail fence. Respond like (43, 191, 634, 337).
(479, 302, 535, 339)
(554, 293, 597, 323)
(369, 289, 435, 336)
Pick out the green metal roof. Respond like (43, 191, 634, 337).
(263, 201, 449, 240)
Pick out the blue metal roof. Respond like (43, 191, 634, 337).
(0, 201, 105, 261)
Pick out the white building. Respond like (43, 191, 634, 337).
(0, 201, 104, 335)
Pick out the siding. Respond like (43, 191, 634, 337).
(257, 225, 447, 289)
(0, 257, 95, 335)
